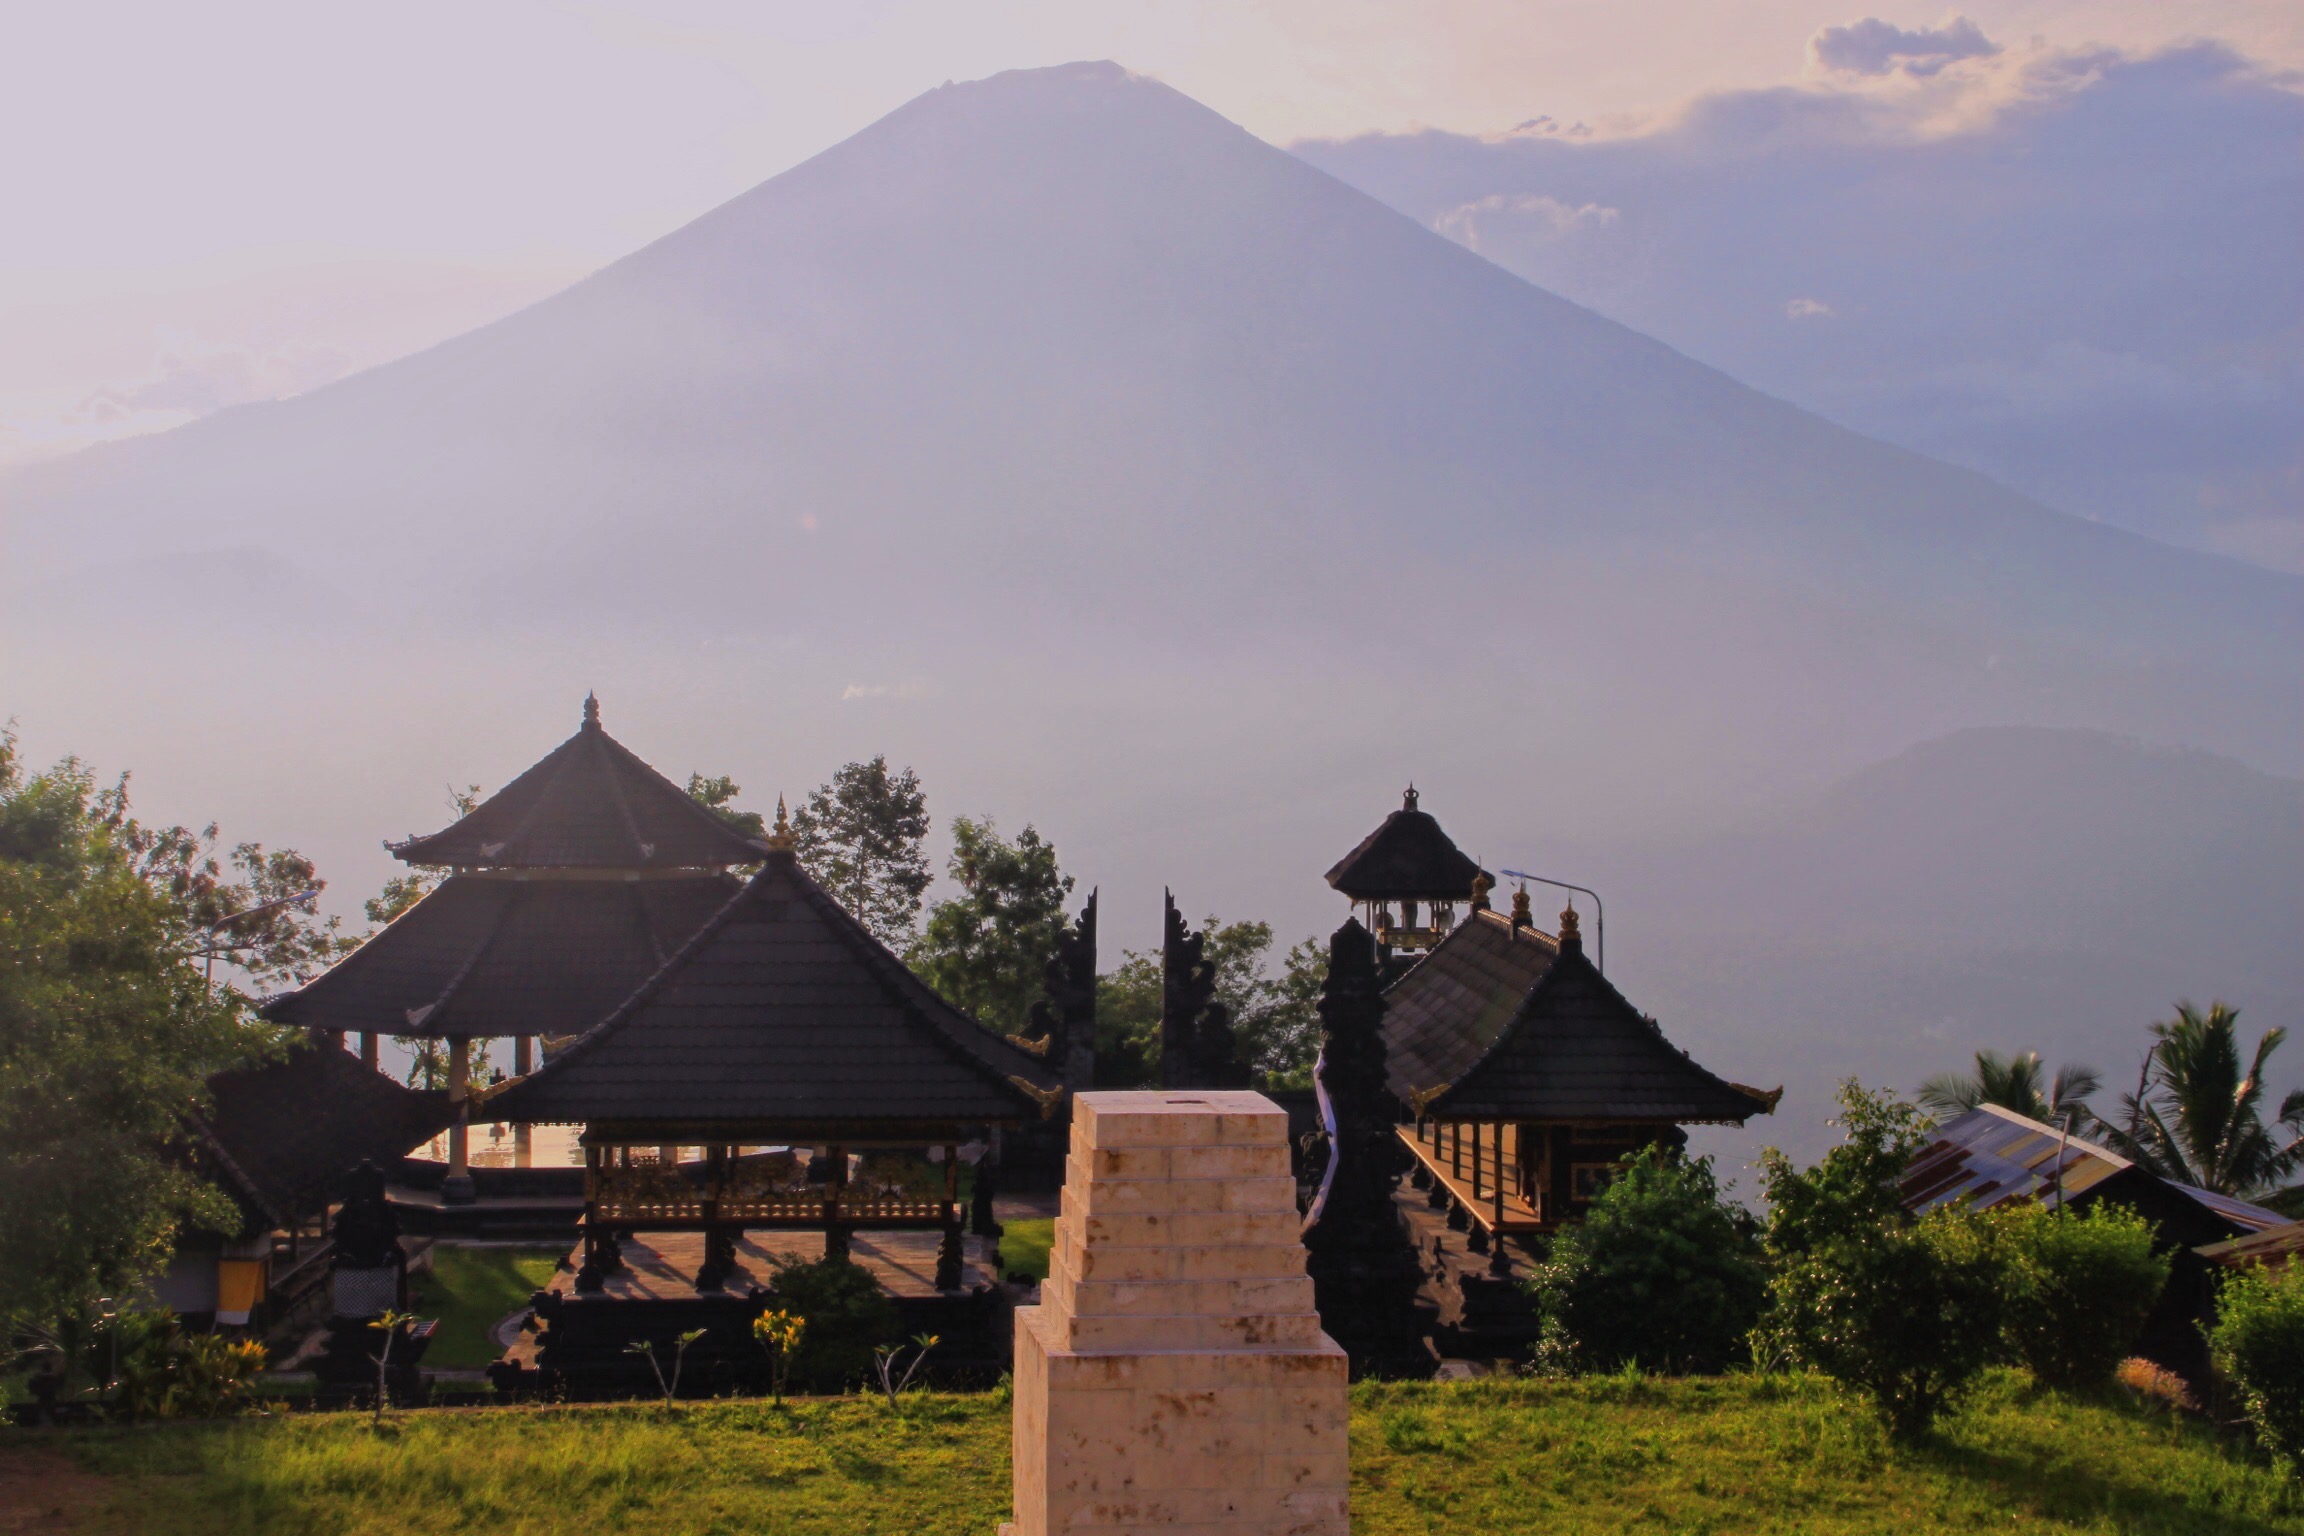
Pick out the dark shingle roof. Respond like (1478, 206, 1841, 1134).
(264, 873, 739, 1039)
(389, 697, 768, 870)
(488, 850, 1058, 1131)
(1325, 788, 1489, 900)
(1388, 909, 1773, 1125)
(195, 1041, 453, 1234)
(1381, 908, 1559, 1104)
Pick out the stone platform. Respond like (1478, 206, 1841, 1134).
(1007, 1091, 1349, 1536)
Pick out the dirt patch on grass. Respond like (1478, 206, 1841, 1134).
(0, 1445, 112, 1531)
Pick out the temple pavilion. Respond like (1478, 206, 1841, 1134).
(487, 809, 1062, 1298)
(264, 696, 760, 1191)
(1384, 884, 1778, 1263)
(1325, 787, 1489, 965)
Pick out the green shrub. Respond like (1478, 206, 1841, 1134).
(1523, 1147, 1765, 1374)
(1757, 1080, 1935, 1257)
(1763, 1204, 2005, 1440)
(1998, 1203, 2170, 1391)
(95, 1309, 267, 1420)
(766, 1254, 899, 1391)
(2209, 1261, 2304, 1473)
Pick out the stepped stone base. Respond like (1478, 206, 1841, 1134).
(1005, 1091, 1349, 1536)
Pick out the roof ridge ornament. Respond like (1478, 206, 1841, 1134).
(583, 692, 601, 729)
(1469, 871, 1494, 913)
(765, 795, 796, 852)
(1403, 784, 1419, 811)
(1509, 883, 1532, 929)
(1558, 904, 1583, 953)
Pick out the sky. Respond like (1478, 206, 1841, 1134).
(3, 1, 2298, 470)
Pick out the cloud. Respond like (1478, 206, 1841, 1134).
(1811, 15, 2000, 78)
(1433, 193, 1618, 254)
(1295, 38, 2304, 568)
(839, 680, 926, 701)
(75, 333, 354, 423)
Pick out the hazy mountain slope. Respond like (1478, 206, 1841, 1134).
(1558, 728, 2304, 1166)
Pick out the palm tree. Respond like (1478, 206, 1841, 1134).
(2101, 1001, 2304, 1197)
(1919, 1049, 2101, 1127)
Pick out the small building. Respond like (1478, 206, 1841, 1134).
(1325, 788, 1489, 964)
(158, 1041, 450, 1336)
(1901, 1104, 2290, 1380)
(1382, 888, 1777, 1257)
(264, 696, 758, 1188)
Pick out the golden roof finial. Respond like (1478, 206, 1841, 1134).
(1509, 883, 1532, 929)
(766, 795, 795, 851)
(1558, 904, 1582, 944)
(1470, 871, 1494, 913)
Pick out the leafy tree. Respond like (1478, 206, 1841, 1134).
(1757, 1079, 1935, 1258)
(1996, 1203, 2169, 1392)
(685, 772, 768, 841)
(791, 757, 932, 948)
(2210, 1260, 2304, 1474)
(1524, 1146, 1765, 1374)
(0, 736, 278, 1340)
(1918, 1049, 2101, 1129)
(909, 817, 1073, 1033)
(1763, 1202, 2006, 1440)
(2104, 1001, 2303, 1196)
(1093, 917, 1322, 1089)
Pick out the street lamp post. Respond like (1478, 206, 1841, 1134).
(1498, 869, 1605, 975)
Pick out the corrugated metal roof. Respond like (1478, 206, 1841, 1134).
(1901, 1105, 2132, 1214)
(1902, 1105, 2291, 1234)
(2197, 1218, 2304, 1270)
(2181, 1186, 2291, 1235)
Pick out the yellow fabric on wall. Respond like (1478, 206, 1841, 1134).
(216, 1259, 267, 1325)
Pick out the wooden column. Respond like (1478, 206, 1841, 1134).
(936, 1143, 964, 1290)
(512, 1036, 533, 1167)
(823, 1146, 850, 1261)
(446, 1035, 471, 1177)
(1488, 1122, 1508, 1271)
(360, 1032, 379, 1071)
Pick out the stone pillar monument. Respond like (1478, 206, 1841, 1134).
(1006, 1090, 1349, 1536)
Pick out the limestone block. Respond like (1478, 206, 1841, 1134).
(1007, 1090, 1351, 1536)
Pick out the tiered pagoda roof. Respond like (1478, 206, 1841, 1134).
(1326, 788, 1488, 901)
(390, 695, 768, 869)
(265, 698, 755, 1040)
(265, 876, 737, 1039)
(1385, 905, 1776, 1126)
(488, 844, 1060, 1139)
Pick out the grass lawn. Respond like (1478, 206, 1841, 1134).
(9, 1372, 2298, 1534)
(404, 1246, 565, 1370)
(997, 1218, 1054, 1282)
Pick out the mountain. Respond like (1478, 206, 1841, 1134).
(6, 62, 2297, 745)
(0, 64, 2296, 1093)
